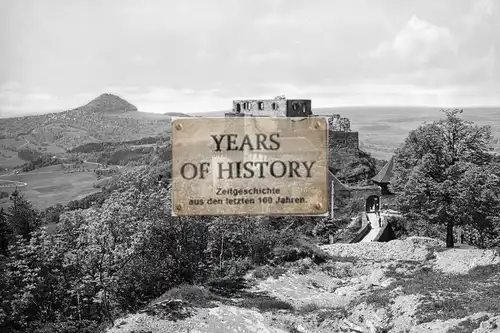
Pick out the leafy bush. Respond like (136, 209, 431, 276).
(31, 320, 104, 333)
(17, 148, 42, 161)
(253, 265, 287, 279)
(387, 215, 445, 240)
(152, 285, 221, 308)
(272, 237, 331, 264)
(238, 295, 294, 312)
(331, 150, 382, 185)
(336, 196, 365, 219)
(19, 151, 62, 172)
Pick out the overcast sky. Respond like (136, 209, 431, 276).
(0, 0, 498, 117)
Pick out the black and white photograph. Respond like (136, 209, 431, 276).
(1, 0, 499, 332)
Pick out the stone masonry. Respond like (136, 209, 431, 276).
(226, 95, 312, 118)
(225, 97, 359, 170)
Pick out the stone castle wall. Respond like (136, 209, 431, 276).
(225, 100, 359, 168)
(328, 114, 351, 132)
(327, 119, 359, 170)
(230, 98, 312, 118)
(349, 186, 382, 199)
(328, 131, 359, 153)
(232, 98, 287, 117)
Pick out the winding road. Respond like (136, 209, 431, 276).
(0, 169, 33, 188)
(19, 140, 30, 148)
(83, 160, 125, 169)
(0, 160, 123, 189)
(360, 210, 402, 242)
(0, 179, 28, 188)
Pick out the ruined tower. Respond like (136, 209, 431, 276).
(225, 97, 359, 170)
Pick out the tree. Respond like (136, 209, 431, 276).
(0, 230, 81, 330)
(455, 163, 500, 248)
(7, 189, 41, 240)
(57, 164, 173, 321)
(391, 109, 497, 248)
(41, 204, 65, 225)
(0, 207, 11, 255)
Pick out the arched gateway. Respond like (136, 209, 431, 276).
(365, 195, 380, 213)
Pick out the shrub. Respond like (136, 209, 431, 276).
(253, 265, 287, 280)
(31, 320, 104, 333)
(272, 238, 330, 265)
(298, 303, 321, 314)
(239, 295, 294, 312)
(206, 276, 247, 297)
(152, 285, 221, 308)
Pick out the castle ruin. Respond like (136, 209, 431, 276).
(326, 114, 359, 165)
(224, 96, 359, 170)
(225, 95, 312, 118)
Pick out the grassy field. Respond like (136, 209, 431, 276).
(0, 165, 102, 210)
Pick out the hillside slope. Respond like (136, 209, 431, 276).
(0, 94, 172, 157)
(73, 93, 138, 114)
(106, 239, 500, 333)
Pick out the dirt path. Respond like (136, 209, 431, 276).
(0, 179, 28, 187)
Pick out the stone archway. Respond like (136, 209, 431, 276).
(365, 195, 380, 213)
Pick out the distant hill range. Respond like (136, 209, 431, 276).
(0, 94, 173, 155)
(1, 95, 498, 167)
(188, 106, 500, 160)
(164, 112, 191, 117)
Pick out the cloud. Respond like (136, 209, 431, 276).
(370, 15, 458, 66)
(463, 0, 496, 31)
(364, 7, 499, 100)
(1, 0, 498, 114)
(254, 15, 298, 27)
(0, 81, 21, 91)
(236, 50, 292, 65)
(0, 83, 100, 117)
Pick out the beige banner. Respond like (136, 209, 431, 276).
(171, 117, 328, 216)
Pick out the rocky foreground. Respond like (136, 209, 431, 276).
(107, 238, 500, 333)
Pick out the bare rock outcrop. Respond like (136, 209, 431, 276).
(320, 239, 434, 261)
(434, 248, 500, 274)
(409, 312, 495, 333)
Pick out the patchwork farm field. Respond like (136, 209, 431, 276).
(0, 165, 102, 210)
